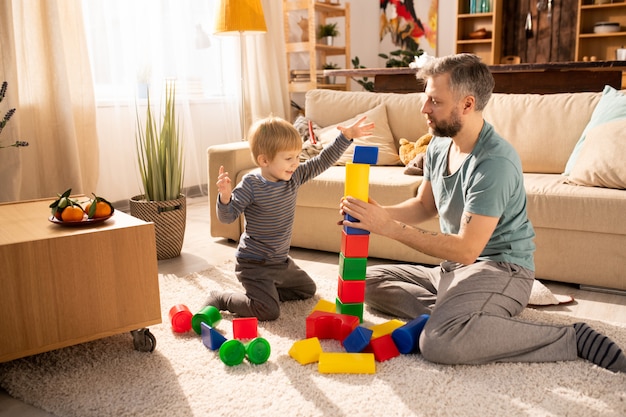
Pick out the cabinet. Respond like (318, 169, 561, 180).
(283, 0, 351, 94)
(575, 1, 626, 62)
(455, 0, 503, 65)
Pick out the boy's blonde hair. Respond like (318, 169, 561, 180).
(247, 116, 302, 165)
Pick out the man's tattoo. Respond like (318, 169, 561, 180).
(402, 223, 439, 237)
(463, 214, 472, 224)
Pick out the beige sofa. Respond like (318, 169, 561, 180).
(208, 88, 626, 291)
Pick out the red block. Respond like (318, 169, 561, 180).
(233, 317, 258, 340)
(341, 230, 369, 258)
(305, 310, 360, 342)
(368, 334, 400, 362)
(337, 276, 366, 304)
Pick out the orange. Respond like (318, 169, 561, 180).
(61, 206, 84, 222)
(85, 201, 112, 218)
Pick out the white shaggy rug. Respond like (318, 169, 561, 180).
(1, 260, 625, 417)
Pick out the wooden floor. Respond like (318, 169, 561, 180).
(2, 195, 625, 416)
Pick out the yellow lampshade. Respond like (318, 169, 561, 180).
(214, 0, 267, 34)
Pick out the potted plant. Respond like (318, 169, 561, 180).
(130, 80, 186, 260)
(318, 22, 339, 46)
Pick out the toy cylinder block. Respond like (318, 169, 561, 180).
(289, 337, 323, 365)
(335, 298, 364, 323)
(340, 230, 369, 258)
(318, 352, 376, 374)
(344, 163, 370, 202)
(306, 310, 360, 341)
(233, 317, 258, 340)
(245, 337, 271, 364)
(369, 334, 400, 362)
(370, 319, 406, 339)
(169, 304, 193, 333)
(338, 276, 366, 304)
(191, 305, 222, 335)
(391, 314, 430, 354)
(219, 339, 246, 366)
(342, 326, 373, 353)
(201, 322, 227, 351)
(338, 253, 367, 280)
(353, 146, 379, 165)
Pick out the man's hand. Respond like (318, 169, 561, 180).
(339, 196, 391, 236)
(217, 165, 232, 204)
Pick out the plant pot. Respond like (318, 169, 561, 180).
(130, 194, 186, 260)
(325, 36, 334, 46)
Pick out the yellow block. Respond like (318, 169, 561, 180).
(311, 299, 336, 314)
(370, 319, 406, 339)
(344, 163, 370, 202)
(318, 352, 376, 374)
(289, 337, 323, 365)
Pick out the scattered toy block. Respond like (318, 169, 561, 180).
(353, 146, 379, 165)
(392, 314, 430, 354)
(370, 319, 406, 339)
(233, 317, 258, 340)
(191, 305, 222, 335)
(344, 162, 370, 201)
(306, 310, 360, 341)
(245, 337, 271, 364)
(289, 337, 323, 365)
(335, 298, 364, 323)
(219, 339, 246, 366)
(201, 322, 227, 351)
(338, 276, 366, 304)
(368, 334, 400, 362)
(343, 326, 373, 353)
(340, 230, 369, 258)
(169, 304, 193, 333)
(311, 299, 336, 314)
(339, 253, 367, 280)
(318, 352, 376, 374)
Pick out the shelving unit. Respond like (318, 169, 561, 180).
(455, 0, 503, 65)
(283, 0, 351, 95)
(575, 1, 626, 62)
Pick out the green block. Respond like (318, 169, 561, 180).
(336, 298, 364, 323)
(339, 253, 367, 280)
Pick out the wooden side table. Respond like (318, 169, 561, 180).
(0, 198, 161, 362)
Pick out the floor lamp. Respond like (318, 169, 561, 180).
(214, 0, 267, 140)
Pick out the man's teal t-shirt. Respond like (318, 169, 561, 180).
(424, 121, 536, 271)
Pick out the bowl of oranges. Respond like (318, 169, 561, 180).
(49, 188, 115, 227)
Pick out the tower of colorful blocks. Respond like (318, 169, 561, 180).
(336, 146, 379, 323)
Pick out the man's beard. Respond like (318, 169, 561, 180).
(429, 109, 462, 138)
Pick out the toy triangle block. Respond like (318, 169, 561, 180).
(342, 326, 373, 353)
(305, 310, 360, 342)
(367, 333, 400, 362)
(311, 298, 336, 314)
(370, 319, 406, 339)
(289, 337, 323, 365)
(201, 322, 227, 351)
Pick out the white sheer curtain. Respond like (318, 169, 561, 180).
(82, 0, 290, 204)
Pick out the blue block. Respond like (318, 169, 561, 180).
(391, 314, 429, 354)
(201, 322, 227, 351)
(343, 326, 373, 353)
(343, 214, 370, 235)
(353, 146, 379, 165)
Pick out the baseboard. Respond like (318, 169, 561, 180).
(579, 285, 626, 296)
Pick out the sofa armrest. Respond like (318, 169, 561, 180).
(207, 141, 254, 240)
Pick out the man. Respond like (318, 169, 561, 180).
(340, 53, 626, 373)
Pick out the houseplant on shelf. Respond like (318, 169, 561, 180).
(318, 22, 339, 46)
(130, 80, 186, 260)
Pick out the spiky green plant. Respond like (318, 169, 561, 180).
(135, 81, 184, 201)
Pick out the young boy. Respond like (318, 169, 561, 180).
(209, 115, 374, 320)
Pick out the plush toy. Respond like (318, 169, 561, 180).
(398, 133, 433, 165)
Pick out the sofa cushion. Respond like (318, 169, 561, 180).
(563, 85, 626, 175)
(524, 173, 626, 235)
(317, 103, 402, 166)
(566, 119, 626, 190)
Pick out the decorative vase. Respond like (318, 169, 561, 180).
(325, 36, 334, 46)
(129, 194, 186, 260)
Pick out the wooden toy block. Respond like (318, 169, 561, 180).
(233, 317, 258, 340)
(289, 337, 323, 365)
(370, 319, 406, 339)
(353, 146, 379, 165)
(392, 314, 430, 354)
(335, 298, 364, 323)
(340, 230, 369, 258)
(311, 298, 336, 314)
(339, 253, 367, 280)
(318, 352, 376, 374)
(344, 162, 370, 202)
(343, 213, 370, 235)
(368, 334, 400, 362)
(200, 322, 227, 351)
(306, 310, 360, 341)
(338, 276, 366, 304)
(342, 326, 373, 353)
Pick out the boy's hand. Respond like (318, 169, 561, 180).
(337, 116, 375, 140)
(217, 165, 232, 204)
